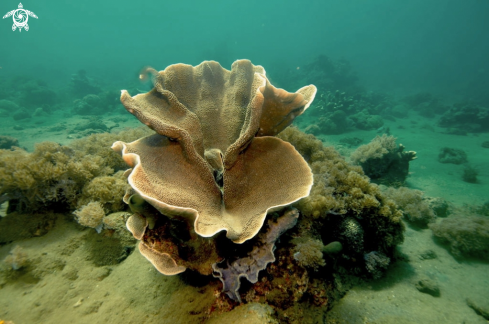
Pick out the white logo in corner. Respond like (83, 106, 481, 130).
(3, 3, 38, 32)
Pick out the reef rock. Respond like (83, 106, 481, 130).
(350, 134, 416, 185)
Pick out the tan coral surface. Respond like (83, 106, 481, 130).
(113, 60, 316, 247)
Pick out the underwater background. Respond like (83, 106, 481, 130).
(1, 0, 489, 323)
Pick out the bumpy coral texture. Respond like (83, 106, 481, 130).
(207, 128, 406, 306)
(350, 134, 397, 164)
(113, 60, 316, 246)
(364, 251, 390, 279)
(277, 127, 404, 252)
(74, 201, 105, 229)
(77, 171, 128, 211)
(292, 237, 326, 270)
(383, 186, 436, 227)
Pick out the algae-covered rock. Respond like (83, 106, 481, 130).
(462, 165, 479, 183)
(415, 278, 440, 297)
(439, 102, 489, 132)
(72, 94, 103, 115)
(437, 147, 467, 164)
(0, 99, 19, 112)
(429, 216, 489, 260)
(426, 197, 450, 218)
(364, 251, 390, 279)
(467, 297, 489, 320)
(12, 108, 31, 120)
(0, 136, 19, 150)
(350, 135, 416, 186)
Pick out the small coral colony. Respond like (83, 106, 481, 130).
(2, 57, 486, 319)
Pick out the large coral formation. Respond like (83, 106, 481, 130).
(113, 60, 317, 277)
(350, 134, 416, 185)
(0, 58, 407, 318)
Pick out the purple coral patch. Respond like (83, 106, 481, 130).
(212, 208, 299, 303)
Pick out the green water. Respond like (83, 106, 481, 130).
(1, 1, 489, 323)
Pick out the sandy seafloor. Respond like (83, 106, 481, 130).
(0, 108, 488, 324)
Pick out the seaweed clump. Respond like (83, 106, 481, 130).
(382, 187, 436, 228)
(0, 127, 151, 214)
(73, 201, 106, 233)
